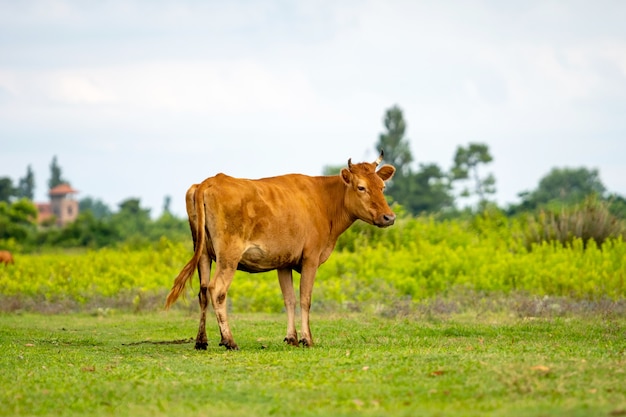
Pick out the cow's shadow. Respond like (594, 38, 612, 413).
(121, 338, 194, 346)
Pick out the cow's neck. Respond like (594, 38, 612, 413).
(320, 176, 356, 242)
(309, 175, 358, 266)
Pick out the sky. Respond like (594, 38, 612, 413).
(1, 0, 625, 218)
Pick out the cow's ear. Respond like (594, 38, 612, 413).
(340, 168, 352, 185)
(377, 165, 395, 181)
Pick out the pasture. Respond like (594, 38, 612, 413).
(1, 311, 625, 417)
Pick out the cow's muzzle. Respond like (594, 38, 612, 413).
(376, 213, 396, 227)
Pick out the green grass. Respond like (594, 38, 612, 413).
(1, 311, 625, 417)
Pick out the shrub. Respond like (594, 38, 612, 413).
(521, 197, 626, 250)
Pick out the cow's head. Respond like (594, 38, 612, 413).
(341, 150, 396, 227)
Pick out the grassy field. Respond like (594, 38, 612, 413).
(1, 310, 625, 417)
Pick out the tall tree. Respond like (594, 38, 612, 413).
(16, 165, 35, 200)
(0, 177, 16, 203)
(373, 105, 454, 214)
(48, 155, 68, 190)
(375, 105, 413, 175)
(162, 195, 172, 215)
(375, 105, 413, 204)
(451, 143, 496, 206)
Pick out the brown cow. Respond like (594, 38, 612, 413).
(165, 151, 396, 350)
(0, 250, 14, 266)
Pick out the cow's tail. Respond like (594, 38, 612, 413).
(165, 184, 207, 309)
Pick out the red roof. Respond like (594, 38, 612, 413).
(48, 183, 79, 196)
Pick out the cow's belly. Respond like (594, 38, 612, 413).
(237, 244, 301, 273)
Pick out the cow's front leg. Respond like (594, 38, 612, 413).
(195, 255, 212, 350)
(299, 262, 319, 347)
(278, 268, 298, 346)
(209, 262, 238, 350)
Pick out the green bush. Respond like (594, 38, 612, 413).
(521, 197, 626, 250)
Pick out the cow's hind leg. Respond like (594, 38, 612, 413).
(209, 260, 238, 350)
(278, 268, 298, 346)
(195, 254, 212, 350)
(299, 261, 319, 347)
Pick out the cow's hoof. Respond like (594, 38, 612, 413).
(219, 341, 239, 351)
(284, 336, 299, 347)
(299, 338, 312, 347)
(195, 342, 208, 350)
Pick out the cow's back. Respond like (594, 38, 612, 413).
(0, 250, 13, 265)
(199, 173, 343, 272)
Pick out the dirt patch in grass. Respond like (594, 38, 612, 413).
(2, 289, 625, 320)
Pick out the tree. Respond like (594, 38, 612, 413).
(514, 167, 606, 212)
(372, 105, 455, 214)
(111, 198, 152, 242)
(117, 199, 150, 217)
(451, 143, 496, 206)
(375, 105, 413, 175)
(395, 164, 454, 214)
(162, 195, 172, 215)
(374, 105, 413, 204)
(0, 198, 38, 241)
(606, 193, 626, 219)
(58, 211, 119, 248)
(0, 177, 15, 203)
(16, 165, 35, 200)
(48, 155, 69, 190)
(152, 210, 189, 242)
(79, 197, 112, 219)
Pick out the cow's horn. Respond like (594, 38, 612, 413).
(347, 158, 353, 170)
(374, 149, 384, 166)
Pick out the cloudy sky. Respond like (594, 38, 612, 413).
(1, 0, 625, 217)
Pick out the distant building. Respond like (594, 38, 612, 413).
(36, 184, 79, 227)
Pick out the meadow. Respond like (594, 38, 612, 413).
(1, 213, 625, 416)
(1, 312, 625, 417)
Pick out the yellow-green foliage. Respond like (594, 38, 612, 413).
(0, 238, 189, 304)
(318, 219, 625, 302)
(1, 217, 625, 313)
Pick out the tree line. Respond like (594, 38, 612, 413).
(1, 104, 625, 251)
(0, 157, 188, 251)
(324, 105, 625, 218)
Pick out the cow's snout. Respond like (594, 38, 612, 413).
(377, 213, 396, 227)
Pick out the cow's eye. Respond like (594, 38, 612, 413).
(357, 186, 366, 192)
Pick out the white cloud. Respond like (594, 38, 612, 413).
(50, 72, 117, 104)
(1, 0, 626, 215)
(0, 60, 325, 122)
